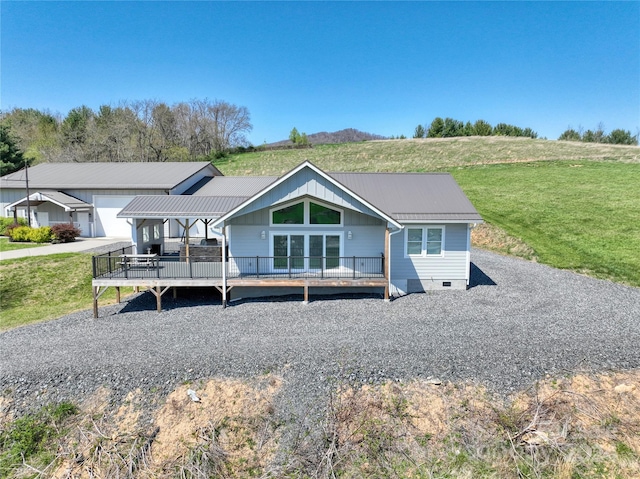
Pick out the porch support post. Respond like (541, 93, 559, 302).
(115, 286, 121, 304)
(303, 284, 309, 304)
(156, 286, 162, 312)
(93, 286, 99, 318)
(384, 227, 390, 301)
(221, 224, 227, 308)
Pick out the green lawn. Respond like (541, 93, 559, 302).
(0, 237, 47, 252)
(451, 161, 640, 287)
(0, 253, 128, 330)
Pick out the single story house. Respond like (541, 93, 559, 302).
(108, 161, 482, 305)
(1, 162, 221, 237)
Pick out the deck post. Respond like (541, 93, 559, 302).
(92, 286, 98, 318)
(303, 284, 309, 303)
(221, 226, 227, 308)
(116, 286, 120, 304)
(156, 286, 162, 312)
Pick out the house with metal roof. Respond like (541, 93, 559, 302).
(94, 161, 482, 311)
(1, 162, 220, 237)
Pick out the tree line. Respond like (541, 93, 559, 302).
(558, 124, 637, 145)
(412, 117, 538, 139)
(0, 98, 252, 174)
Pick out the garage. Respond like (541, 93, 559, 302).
(94, 196, 136, 237)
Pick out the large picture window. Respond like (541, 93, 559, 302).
(270, 200, 342, 226)
(272, 202, 304, 224)
(405, 226, 444, 257)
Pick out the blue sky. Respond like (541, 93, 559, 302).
(1, 1, 638, 143)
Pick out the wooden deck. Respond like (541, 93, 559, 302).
(92, 255, 388, 317)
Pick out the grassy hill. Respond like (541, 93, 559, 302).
(216, 137, 640, 287)
(217, 136, 639, 175)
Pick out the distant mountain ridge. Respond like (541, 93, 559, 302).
(269, 128, 386, 146)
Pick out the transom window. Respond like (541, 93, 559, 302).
(405, 226, 444, 257)
(271, 200, 342, 226)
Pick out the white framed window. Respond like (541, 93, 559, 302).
(270, 199, 342, 227)
(405, 226, 445, 257)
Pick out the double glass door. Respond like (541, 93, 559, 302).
(273, 234, 340, 271)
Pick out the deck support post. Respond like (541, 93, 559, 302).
(303, 284, 309, 303)
(93, 286, 99, 318)
(221, 226, 227, 308)
(116, 286, 121, 304)
(156, 286, 162, 312)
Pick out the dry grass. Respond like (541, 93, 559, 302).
(471, 223, 537, 261)
(2, 370, 639, 478)
(217, 137, 640, 176)
(320, 371, 640, 478)
(42, 376, 281, 479)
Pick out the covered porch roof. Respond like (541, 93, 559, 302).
(5, 190, 92, 213)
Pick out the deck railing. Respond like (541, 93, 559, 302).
(92, 253, 385, 280)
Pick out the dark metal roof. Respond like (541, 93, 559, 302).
(116, 165, 482, 223)
(190, 176, 278, 196)
(0, 162, 216, 190)
(117, 195, 247, 219)
(330, 172, 483, 222)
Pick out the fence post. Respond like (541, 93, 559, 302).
(353, 256, 356, 279)
(124, 256, 128, 279)
(256, 256, 260, 278)
(156, 256, 160, 279)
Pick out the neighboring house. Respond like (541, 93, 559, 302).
(1, 162, 221, 237)
(112, 161, 482, 304)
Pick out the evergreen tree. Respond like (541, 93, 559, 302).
(426, 117, 444, 138)
(0, 124, 26, 176)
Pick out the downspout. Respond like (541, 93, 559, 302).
(387, 224, 404, 301)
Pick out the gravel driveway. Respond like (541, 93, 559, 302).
(2, 249, 639, 419)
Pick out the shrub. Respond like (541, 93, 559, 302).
(29, 226, 53, 243)
(0, 217, 27, 236)
(8, 226, 32, 242)
(51, 223, 81, 243)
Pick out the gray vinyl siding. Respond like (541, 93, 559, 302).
(228, 224, 271, 257)
(390, 223, 469, 281)
(228, 168, 383, 219)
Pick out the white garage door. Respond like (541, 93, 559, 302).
(94, 196, 135, 237)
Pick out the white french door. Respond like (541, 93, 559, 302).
(271, 233, 342, 272)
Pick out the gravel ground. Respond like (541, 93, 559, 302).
(2, 248, 640, 445)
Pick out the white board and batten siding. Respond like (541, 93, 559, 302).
(390, 223, 470, 294)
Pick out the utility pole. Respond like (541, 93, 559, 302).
(25, 160, 31, 227)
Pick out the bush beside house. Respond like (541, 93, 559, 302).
(51, 223, 81, 243)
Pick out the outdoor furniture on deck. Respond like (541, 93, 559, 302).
(119, 253, 158, 270)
